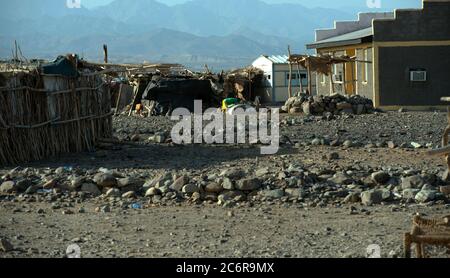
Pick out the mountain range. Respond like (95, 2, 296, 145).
(0, 0, 421, 70)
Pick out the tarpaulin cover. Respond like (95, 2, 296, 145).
(142, 78, 216, 112)
(41, 55, 79, 78)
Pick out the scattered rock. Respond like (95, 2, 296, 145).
(170, 175, 189, 192)
(410, 142, 422, 149)
(70, 177, 85, 190)
(220, 169, 245, 179)
(80, 183, 101, 196)
(106, 188, 121, 198)
(440, 185, 450, 195)
(235, 178, 262, 191)
(403, 189, 420, 199)
(401, 175, 425, 190)
(145, 187, 161, 197)
(182, 184, 199, 194)
(0, 238, 14, 252)
(328, 172, 353, 185)
(361, 190, 383, 206)
(371, 171, 390, 185)
(42, 179, 56, 189)
(205, 182, 223, 194)
(255, 167, 270, 177)
(328, 152, 340, 160)
(122, 191, 136, 199)
(62, 209, 74, 215)
(415, 190, 437, 203)
(387, 141, 396, 149)
(96, 205, 110, 213)
(117, 177, 143, 188)
(311, 138, 321, 146)
(342, 140, 353, 148)
(0, 181, 16, 193)
(94, 173, 117, 188)
(285, 188, 305, 198)
(344, 192, 361, 204)
(222, 178, 234, 190)
(263, 189, 285, 199)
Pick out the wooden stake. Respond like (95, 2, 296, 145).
(114, 83, 123, 115)
(129, 82, 140, 116)
(14, 40, 18, 61)
(288, 45, 293, 98)
(103, 44, 108, 64)
(307, 58, 312, 95)
(296, 63, 303, 94)
(350, 61, 355, 95)
(330, 74, 335, 95)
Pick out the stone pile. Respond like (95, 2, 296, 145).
(1, 164, 450, 210)
(282, 93, 374, 116)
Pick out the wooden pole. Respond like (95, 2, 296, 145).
(103, 44, 108, 64)
(343, 62, 347, 95)
(248, 72, 252, 101)
(296, 63, 304, 94)
(14, 40, 18, 61)
(307, 57, 312, 96)
(288, 45, 293, 98)
(350, 61, 355, 95)
(114, 83, 123, 115)
(330, 74, 335, 95)
(129, 82, 140, 116)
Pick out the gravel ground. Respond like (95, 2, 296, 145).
(1, 201, 449, 258)
(1, 111, 450, 258)
(113, 111, 447, 148)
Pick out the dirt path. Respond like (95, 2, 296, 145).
(1, 201, 449, 258)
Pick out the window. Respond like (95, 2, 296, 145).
(362, 48, 369, 83)
(286, 72, 307, 87)
(321, 73, 326, 85)
(333, 64, 343, 83)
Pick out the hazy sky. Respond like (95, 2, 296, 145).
(81, 0, 422, 9)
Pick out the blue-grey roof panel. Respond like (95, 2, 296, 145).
(267, 55, 289, 64)
(307, 27, 373, 49)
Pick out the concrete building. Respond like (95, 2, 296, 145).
(306, 0, 450, 109)
(252, 55, 314, 103)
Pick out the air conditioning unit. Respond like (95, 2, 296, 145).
(333, 74, 343, 82)
(410, 70, 427, 82)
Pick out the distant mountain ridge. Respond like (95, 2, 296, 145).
(0, 0, 420, 70)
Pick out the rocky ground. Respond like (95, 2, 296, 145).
(1, 111, 450, 258)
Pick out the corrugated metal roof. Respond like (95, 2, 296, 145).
(307, 27, 373, 49)
(266, 55, 289, 64)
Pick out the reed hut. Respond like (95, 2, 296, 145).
(0, 55, 112, 166)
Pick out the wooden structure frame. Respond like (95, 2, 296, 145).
(286, 52, 371, 98)
(405, 96, 450, 258)
(404, 214, 450, 258)
(427, 97, 450, 178)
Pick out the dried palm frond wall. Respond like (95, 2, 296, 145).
(0, 70, 112, 166)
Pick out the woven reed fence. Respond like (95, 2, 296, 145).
(0, 70, 112, 166)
